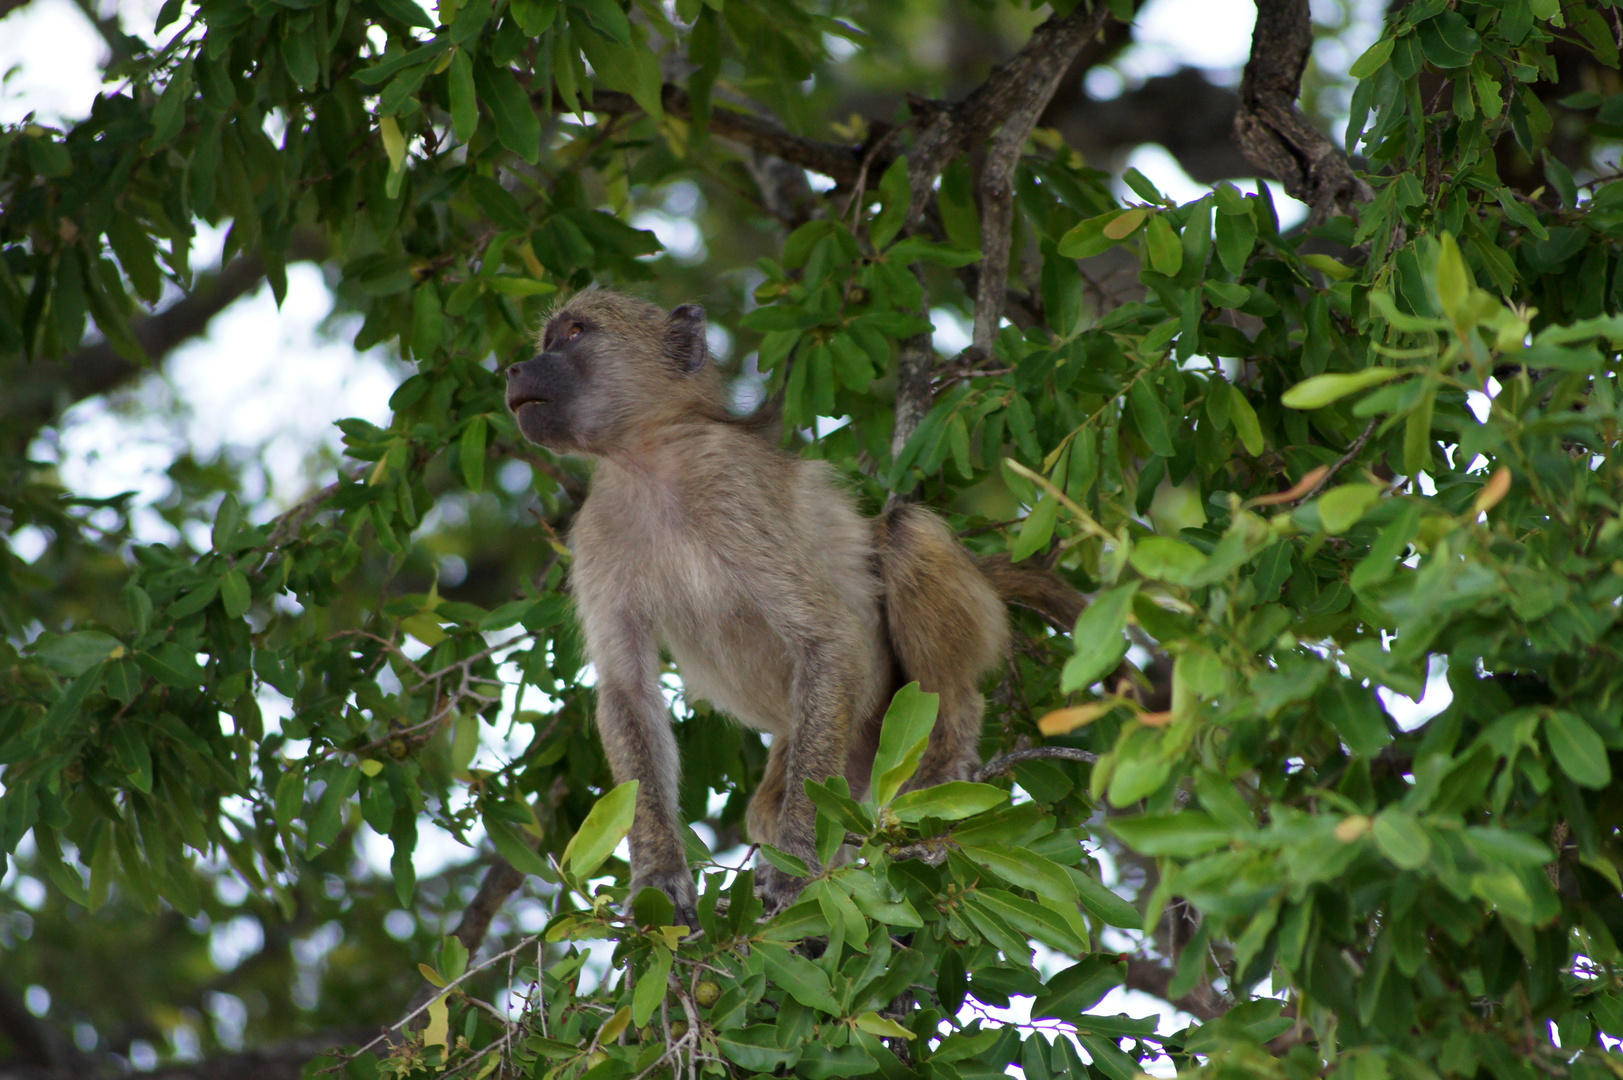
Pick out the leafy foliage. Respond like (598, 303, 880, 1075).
(4, 0, 1623, 1078)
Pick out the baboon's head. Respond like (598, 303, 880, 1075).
(504, 291, 716, 456)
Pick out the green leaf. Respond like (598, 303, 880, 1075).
(755, 942, 842, 1014)
(1070, 868, 1143, 929)
(461, 414, 488, 491)
(889, 782, 1007, 823)
(33, 631, 123, 676)
(1128, 378, 1175, 456)
(1403, 382, 1436, 476)
(1061, 582, 1138, 693)
(797, 1043, 878, 1080)
(1349, 36, 1395, 78)
(473, 58, 541, 163)
(569, 0, 631, 43)
(109, 724, 153, 793)
(1010, 493, 1059, 563)
(1435, 232, 1470, 324)
(1316, 678, 1393, 757)
(1229, 387, 1265, 455)
(1282, 368, 1403, 409)
(869, 682, 940, 807)
(220, 569, 251, 618)
(718, 1026, 801, 1072)
(1546, 710, 1611, 789)
(1419, 11, 1479, 68)
(886, 238, 980, 266)
(137, 643, 206, 688)
(1032, 956, 1125, 1021)
(1145, 213, 1183, 276)
(1108, 812, 1232, 856)
(959, 842, 1079, 900)
(486, 820, 554, 879)
(561, 780, 639, 879)
(1129, 536, 1210, 587)
(1315, 484, 1383, 535)
(757, 844, 811, 877)
(631, 945, 672, 1027)
(146, 58, 194, 149)
(1372, 808, 1431, 869)
(449, 48, 479, 143)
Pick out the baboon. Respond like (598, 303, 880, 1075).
(504, 290, 1083, 922)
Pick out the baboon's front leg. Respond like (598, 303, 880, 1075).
(587, 614, 696, 927)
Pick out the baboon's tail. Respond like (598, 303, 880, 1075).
(974, 554, 1085, 632)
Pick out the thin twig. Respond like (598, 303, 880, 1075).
(975, 746, 1099, 782)
(1290, 418, 1379, 505)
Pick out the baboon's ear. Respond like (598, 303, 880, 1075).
(665, 304, 707, 373)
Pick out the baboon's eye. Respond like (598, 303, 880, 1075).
(565, 322, 585, 341)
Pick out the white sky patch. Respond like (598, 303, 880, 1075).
(932, 307, 972, 354)
(1381, 654, 1454, 732)
(30, 263, 399, 545)
(0, 0, 108, 125)
(1118, 0, 1257, 84)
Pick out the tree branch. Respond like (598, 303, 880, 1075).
(1122, 956, 1230, 1022)
(905, 4, 1115, 230)
(1235, 0, 1372, 224)
(888, 4, 1114, 463)
(974, 746, 1099, 782)
(571, 85, 864, 186)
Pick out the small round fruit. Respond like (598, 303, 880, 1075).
(694, 980, 721, 1008)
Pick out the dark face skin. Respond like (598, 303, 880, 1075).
(505, 313, 594, 452)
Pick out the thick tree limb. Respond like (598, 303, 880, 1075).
(1235, 0, 1371, 223)
(885, 5, 1114, 465)
(1123, 956, 1230, 1021)
(970, 10, 1109, 351)
(1045, 68, 1249, 182)
(905, 5, 1115, 231)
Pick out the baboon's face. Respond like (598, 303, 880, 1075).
(506, 296, 709, 456)
(506, 311, 600, 453)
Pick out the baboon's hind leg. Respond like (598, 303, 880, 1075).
(875, 506, 1010, 789)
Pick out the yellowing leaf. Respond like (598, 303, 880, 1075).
(419, 963, 447, 988)
(1247, 465, 1329, 508)
(1474, 467, 1512, 514)
(1335, 815, 1371, 842)
(1039, 700, 1123, 735)
(380, 115, 406, 172)
(598, 1005, 632, 1046)
(1303, 253, 1355, 281)
(423, 995, 449, 1049)
(1282, 368, 1403, 410)
(1102, 207, 1147, 240)
(359, 759, 385, 777)
(854, 1012, 916, 1039)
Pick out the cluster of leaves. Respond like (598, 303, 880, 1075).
(326, 689, 1188, 1080)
